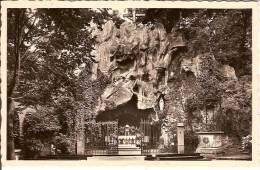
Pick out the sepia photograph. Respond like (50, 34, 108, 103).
(0, 1, 258, 166)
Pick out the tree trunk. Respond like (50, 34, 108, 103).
(7, 9, 24, 160)
(7, 99, 16, 160)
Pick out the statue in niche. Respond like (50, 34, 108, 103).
(159, 97, 165, 111)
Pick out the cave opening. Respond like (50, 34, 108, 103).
(96, 94, 155, 127)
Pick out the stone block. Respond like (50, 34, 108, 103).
(196, 131, 224, 158)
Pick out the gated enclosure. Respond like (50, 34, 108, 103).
(84, 119, 161, 156)
(84, 120, 119, 155)
(140, 119, 161, 155)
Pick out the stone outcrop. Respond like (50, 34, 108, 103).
(94, 21, 185, 112)
(180, 54, 237, 80)
(219, 65, 237, 80)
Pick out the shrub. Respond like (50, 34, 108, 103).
(22, 138, 44, 159)
(241, 135, 252, 154)
(22, 106, 61, 158)
(159, 144, 177, 153)
(23, 107, 61, 136)
(54, 134, 74, 155)
(184, 130, 199, 153)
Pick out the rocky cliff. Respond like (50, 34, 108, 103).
(90, 20, 250, 137)
(93, 21, 185, 114)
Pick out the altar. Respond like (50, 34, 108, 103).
(118, 124, 140, 147)
(118, 124, 141, 155)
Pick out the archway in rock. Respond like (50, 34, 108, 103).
(96, 95, 154, 127)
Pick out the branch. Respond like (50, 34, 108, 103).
(18, 9, 27, 47)
(20, 14, 38, 47)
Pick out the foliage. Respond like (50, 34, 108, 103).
(23, 106, 61, 136)
(53, 96, 76, 135)
(76, 69, 111, 117)
(216, 76, 251, 138)
(178, 9, 251, 71)
(159, 144, 177, 153)
(241, 135, 252, 153)
(7, 8, 118, 158)
(8, 9, 115, 106)
(7, 7, 119, 112)
(184, 130, 199, 153)
(209, 10, 252, 76)
(54, 133, 74, 155)
(22, 138, 44, 159)
(22, 106, 61, 158)
(146, 9, 251, 140)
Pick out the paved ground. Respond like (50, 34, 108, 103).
(87, 154, 252, 161)
(215, 154, 252, 160)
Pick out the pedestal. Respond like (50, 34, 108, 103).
(177, 123, 184, 154)
(196, 131, 224, 157)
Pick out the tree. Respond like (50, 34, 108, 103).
(217, 76, 251, 138)
(7, 8, 118, 159)
(7, 8, 29, 159)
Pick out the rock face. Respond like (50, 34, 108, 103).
(84, 19, 251, 150)
(92, 20, 242, 136)
(219, 65, 237, 80)
(94, 21, 185, 113)
(180, 54, 237, 80)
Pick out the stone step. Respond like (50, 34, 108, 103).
(118, 144, 141, 152)
(145, 153, 205, 161)
(158, 156, 204, 161)
(151, 153, 201, 157)
(118, 144, 139, 148)
(118, 149, 141, 155)
(118, 146, 140, 148)
(215, 154, 252, 160)
(38, 155, 88, 160)
(87, 156, 145, 161)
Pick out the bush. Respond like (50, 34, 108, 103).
(54, 134, 74, 155)
(22, 106, 61, 158)
(184, 130, 199, 153)
(23, 107, 61, 136)
(159, 144, 177, 153)
(22, 138, 44, 159)
(241, 135, 252, 154)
